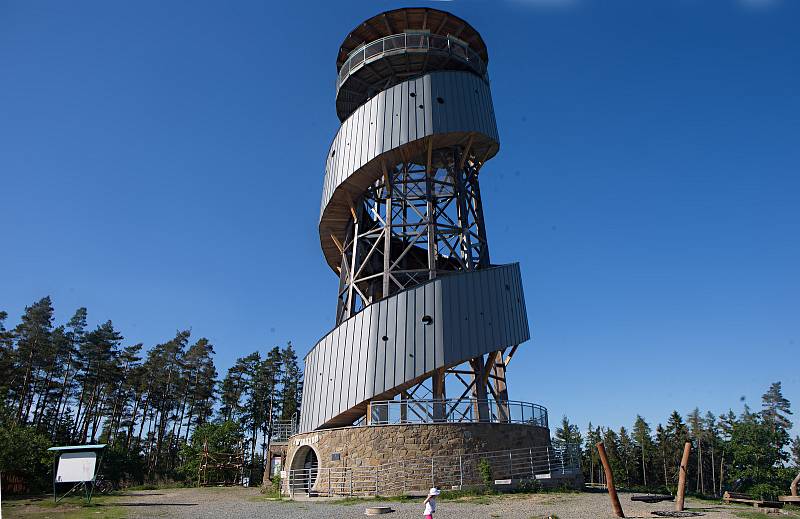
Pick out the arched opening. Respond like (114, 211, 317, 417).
(289, 445, 319, 493)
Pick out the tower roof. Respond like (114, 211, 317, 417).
(336, 8, 489, 72)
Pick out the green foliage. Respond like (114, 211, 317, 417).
(261, 474, 282, 498)
(0, 423, 52, 491)
(512, 478, 541, 493)
(477, 458, 493, 488)
(1, 295, 302, 488)
(554, 415, 582, 449)
(176, 420, 243, 483)
(101, 442, 145, 486)
(726, 413, 788, 494)
(578, 381, 795, 498)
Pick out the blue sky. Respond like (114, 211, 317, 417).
(1, 0, 798, 437)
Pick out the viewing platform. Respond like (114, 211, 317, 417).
(359, 398, 548, 428)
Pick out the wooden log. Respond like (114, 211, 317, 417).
(596, 442, 624, 518)
(675, 442, 691, 512)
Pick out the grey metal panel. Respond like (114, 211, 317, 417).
(422, 75, 434, 136)
(394, 289, 407, 388)
(356, 304, 372, 405)
(399, 80, 409, 146)
(500, 266, 512, 345)
(404, 288, 416, 380)
(328, 330, 340, 425)
(386, 292, 398, 391)
(322, 332, 333, 427)
(306, 349, 317, 432)
(315, 334, 327, 431)
(347, 307, 361, 407)
(308, 348, 318, 433)
(320, 70, 499, 222)
(299, 350, 311, 431)
(338, 318, 353, 416)
(423, 282, 436, 373)
(413, 284, 427, 378)
(367, 299, 381, 396)
(298, 263, 530, 432)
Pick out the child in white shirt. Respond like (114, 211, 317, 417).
(423, 487, 440, 518)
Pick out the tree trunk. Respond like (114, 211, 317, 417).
(15, 348, 36, 426)
(641, 445, 647, 488)
(710, 445, 716, 497)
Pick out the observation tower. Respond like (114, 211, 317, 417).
(282, 8, 580, 496)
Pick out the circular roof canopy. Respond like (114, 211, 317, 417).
(337, 8, 489, 71)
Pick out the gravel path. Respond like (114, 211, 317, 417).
(117, 487, 754, 519)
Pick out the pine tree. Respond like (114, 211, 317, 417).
(687, 407, 704, 493)
(12, 297, 54, 426)
(761, 382, 792, 440)
(180, 338, 217, 442)
(655, 424, 669, 490)
(618, 426, 635, 486)
(555, 415, 582, 448)
(632, 415, 654, 488)
(704, 411, 719, 496)
(665, 410, 689, 487)
(602, 428, 624, 486)
(278, 342, 302, 421)
(583, 422, 601, 484)
(0, 311, 15, 402)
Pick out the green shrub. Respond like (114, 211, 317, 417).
(0, 424, 52, 492)
(477, 458, 493, 489)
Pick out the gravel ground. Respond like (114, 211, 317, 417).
(116, 487, 757, 519)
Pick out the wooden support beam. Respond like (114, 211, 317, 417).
(459, 134, 474, 170)
(348, 199, 358, 222)
(504, 345, 519, 367)
(330, 233, 344, 254)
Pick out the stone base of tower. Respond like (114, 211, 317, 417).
(281, 423, 582, 497)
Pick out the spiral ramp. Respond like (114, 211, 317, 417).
(299, 8, 531, 434)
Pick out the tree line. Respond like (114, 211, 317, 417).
(555, 381, 800, 499)
(0, 296, 302, 490)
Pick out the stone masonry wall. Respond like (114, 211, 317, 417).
(281, 423, 553, 495)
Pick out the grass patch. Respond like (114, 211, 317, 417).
(123, 481, 187, 491)
(734, 511, 800, 519)
(2, 494, 127, 518)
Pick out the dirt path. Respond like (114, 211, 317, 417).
(5, 488, 787, 519)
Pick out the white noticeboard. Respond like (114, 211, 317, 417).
(56, 452, 97, 483)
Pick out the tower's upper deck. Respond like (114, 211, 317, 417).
(335, 8, 491, 121)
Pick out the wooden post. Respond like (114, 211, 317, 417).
(675, 441, 692, 511)
(596, 442, 624, 518)
(790, 471, 800, 497)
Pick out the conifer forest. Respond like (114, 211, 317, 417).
(0, 296, 797, 500)
(0, 296, 301, 490)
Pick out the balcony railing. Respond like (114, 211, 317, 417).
(337, 32, 488, 93)
(270, 418, 298, 443)
(360, 398, 548, 428)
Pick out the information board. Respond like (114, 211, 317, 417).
(55, 452, 97, 483)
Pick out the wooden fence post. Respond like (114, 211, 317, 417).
(596, 442, 624, 518)
(676, 442, 692, 512)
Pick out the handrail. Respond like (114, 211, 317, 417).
(363, 398, 548, 428)
(337, 32, 488, 93)
(270, 413, 299, 442)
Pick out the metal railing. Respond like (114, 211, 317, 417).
(337, 32, 488, 92)
(286, 443, 581, 497)
(364, 398, 548, 428)
(270, 417, 298, 443)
